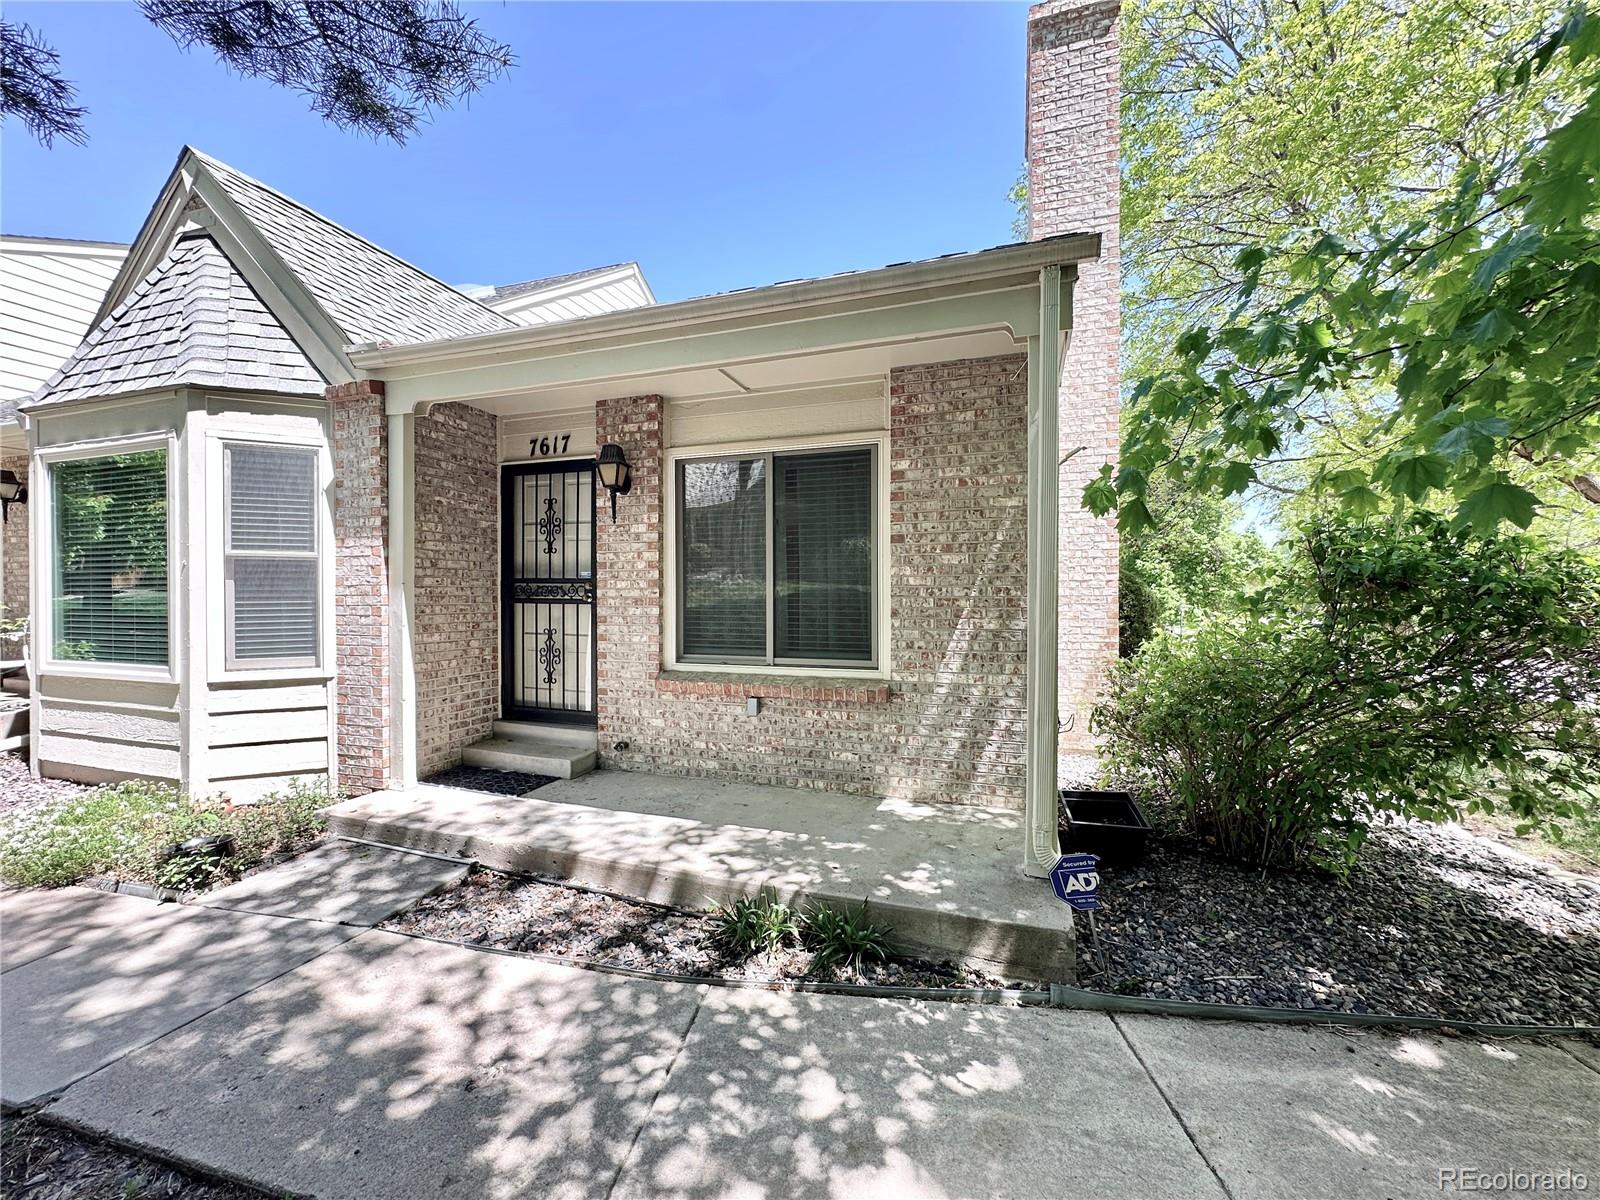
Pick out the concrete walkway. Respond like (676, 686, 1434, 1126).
(326, 771, 1076, 980)
(3, 863, 1597, 1200)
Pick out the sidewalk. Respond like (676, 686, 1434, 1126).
(3, 849, 1596, 1200)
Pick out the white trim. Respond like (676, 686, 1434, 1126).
(351, 238, 1099, 373)
(662, 429, 891, 680)
(1023, 267, 1065, 877)
(388, 411, 418, 789)
(203, 428, 331, 684)
(33, 432, 180, 686)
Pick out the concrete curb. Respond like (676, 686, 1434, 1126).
(369, 921, 1600, 1041)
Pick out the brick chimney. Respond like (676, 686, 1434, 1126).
(1026, 0, 1121, 753)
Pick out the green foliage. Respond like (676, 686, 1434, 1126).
(1099, 5, 1600, 536)
(803, 903, 895, 976)
(1093, 514, 1600, 870)
(707, 893, 802, 958)
(1118, 570, 1162, 657)
(1120, 481, 1273, 644)
(0, 779, 328, 890)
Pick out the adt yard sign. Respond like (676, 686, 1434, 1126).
(1050, 853, 1101, 912)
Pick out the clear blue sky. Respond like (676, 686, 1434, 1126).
(1, 2, 1030, 303)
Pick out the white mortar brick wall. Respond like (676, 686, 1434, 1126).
(594, 355, 1030, 808)
(329, 380, 392, 794)
(413, 401, 499, 776)
(1028, 0, 1122, 752)
(1, 454, 27, 624)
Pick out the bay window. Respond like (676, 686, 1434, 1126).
(51, 449, 170, 666)
(677, 444, 876, 668)
(223, 443, 319, 669)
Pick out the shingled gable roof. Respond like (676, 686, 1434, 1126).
(189, 150, 516, 347)
(24, 232, 325, 411)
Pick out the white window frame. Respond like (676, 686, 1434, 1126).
(34, 433, 179, 684)
(663, 431, 890, 678)
(206, 429, 333, 681)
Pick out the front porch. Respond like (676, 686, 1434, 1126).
(326, 769, 1076, 981)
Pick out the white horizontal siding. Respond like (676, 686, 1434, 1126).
(0, 239, 127, 401)
(36, 732, 181, 782)
(38, 699, 181, 746)
(204, 680, 333, 791)
(210, 739, 329, 778)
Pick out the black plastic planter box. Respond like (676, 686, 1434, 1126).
(1060, 790, 1152, 865)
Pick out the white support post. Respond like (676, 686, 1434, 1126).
(388, 410, 418, 790)
(1023, 266, 1064, 877)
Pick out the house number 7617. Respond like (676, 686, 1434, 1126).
(529, 434, 572, 457)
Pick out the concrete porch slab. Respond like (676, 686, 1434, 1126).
(192, 839, 470, 926)
(325, 770, 1074, 981)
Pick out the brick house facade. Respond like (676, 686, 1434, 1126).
(13, 0, 1118, 831)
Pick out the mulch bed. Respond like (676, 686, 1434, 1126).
(0, 750, 91, 818)
(421, 765, 556, 795)
(381, 868, 1019, 990)
(0, 1115, 264, 1200)
(1077, 817, 1600, 1027)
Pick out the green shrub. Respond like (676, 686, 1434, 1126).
(1094, 513, 1600, 871)
(707, 893, 802, 958)
(1118, 569, 1162, 657)
(803, 904, 895, 977)
(0, 780, 329, 890)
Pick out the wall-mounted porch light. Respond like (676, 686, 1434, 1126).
(0, 471, 25, 523)
(596, 443, 632, 521)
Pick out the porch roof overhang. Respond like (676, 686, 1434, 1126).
(347, 233, 1098, 416)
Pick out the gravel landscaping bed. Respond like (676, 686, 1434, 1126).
(1, 1115, 263, 1200)
(1078, 817, 1600, 1027)
(0, 750, 91, 818)
(382, 867, 1019, 989)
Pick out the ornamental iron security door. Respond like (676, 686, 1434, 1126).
(501, 460, 597, 724)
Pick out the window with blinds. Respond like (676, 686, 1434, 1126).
(677, 445, 876, 667)
(224, 444, 319, 668)
(51, 450, 170, 666)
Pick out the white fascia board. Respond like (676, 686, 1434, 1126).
(370, 281, 1059, 413)
(91, 152, 196, 327)
(351, 235, 1098, 375)
(0, 236, 130, 258)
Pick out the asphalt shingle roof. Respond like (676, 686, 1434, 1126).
(25, 233, 326, 410)
(194, 150, 516, 347)
(488, 263, 632, 302)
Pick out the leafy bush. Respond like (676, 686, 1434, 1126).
(1094, 513, 1600, 870)
(1118, 570, 1162, 657)
(707, 893, 802, 958)
(0, 780, 328, 890)
(803, 904, 895, 977)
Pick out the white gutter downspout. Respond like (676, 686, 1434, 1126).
(1023, 265, 1065, 877)
(388, 410, 418, 789)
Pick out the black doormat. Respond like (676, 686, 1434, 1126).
(422, 765, 556, 796)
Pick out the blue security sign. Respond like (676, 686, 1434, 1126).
(1049, 853, 1101, 911)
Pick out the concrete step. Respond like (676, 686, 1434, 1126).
(323, 772, 1077, 982)
(461, 736, 595, 779)
(490, 720, 597, 751)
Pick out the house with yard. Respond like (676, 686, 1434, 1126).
(3, 0, 1119, 929)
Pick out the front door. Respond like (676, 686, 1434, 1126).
(501, 460, 597, 725)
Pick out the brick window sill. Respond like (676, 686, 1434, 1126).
(656, 670, 896, 704)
